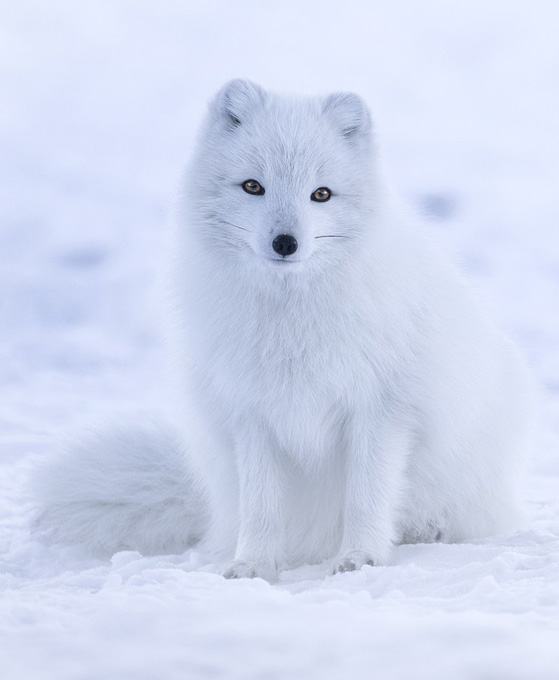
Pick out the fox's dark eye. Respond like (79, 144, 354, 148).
(242, 179, 265, 195)
(311, 187, 331, 202)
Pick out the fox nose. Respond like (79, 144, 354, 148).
(272, 234, 298, 257)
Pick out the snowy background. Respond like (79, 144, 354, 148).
(1, 1, 559, 678)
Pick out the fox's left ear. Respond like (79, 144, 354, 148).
(322, 92, 371, 140)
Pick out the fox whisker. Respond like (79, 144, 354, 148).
(220, 220, 251, 233)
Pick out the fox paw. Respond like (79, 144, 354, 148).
(220, 560, 275, 581)
(333, 549, 377, 574)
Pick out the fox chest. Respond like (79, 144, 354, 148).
(198, 307, 381, 457)
(220, 353, 345, 461)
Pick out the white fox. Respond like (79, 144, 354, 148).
(35, 80, 531, 580)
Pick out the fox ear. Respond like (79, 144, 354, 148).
(322, 92, 371, 139)
(213, 79, 266, 129)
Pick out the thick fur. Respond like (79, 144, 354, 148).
(34, 422, 207, 557)
(34, 80, 531, 579)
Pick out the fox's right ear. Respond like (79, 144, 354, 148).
(212, 79, 266, 129)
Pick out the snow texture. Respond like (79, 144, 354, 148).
(1, 1, 558, 679)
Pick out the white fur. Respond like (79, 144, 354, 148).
(34, 422, 207, 557)
(35, 80, 531, 580)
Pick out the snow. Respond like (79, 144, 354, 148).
(1, 1, 559, 678)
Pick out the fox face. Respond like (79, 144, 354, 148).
(189, 80, 376, 270)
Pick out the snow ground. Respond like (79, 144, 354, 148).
(1, 1, 559, 678)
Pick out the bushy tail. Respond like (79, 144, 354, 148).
(33, 421, 208, 557)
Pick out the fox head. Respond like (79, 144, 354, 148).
(187, 80, 378, 272)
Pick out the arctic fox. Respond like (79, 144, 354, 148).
(35, 80, 530, 580)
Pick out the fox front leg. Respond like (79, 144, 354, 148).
(334, 413, 409, 574)
(221, 426, 284, 581)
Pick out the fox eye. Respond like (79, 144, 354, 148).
(242, 179, 265, 195)
(311, 187, 331, 202)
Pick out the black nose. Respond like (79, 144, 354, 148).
(272, 234, 298, 257)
